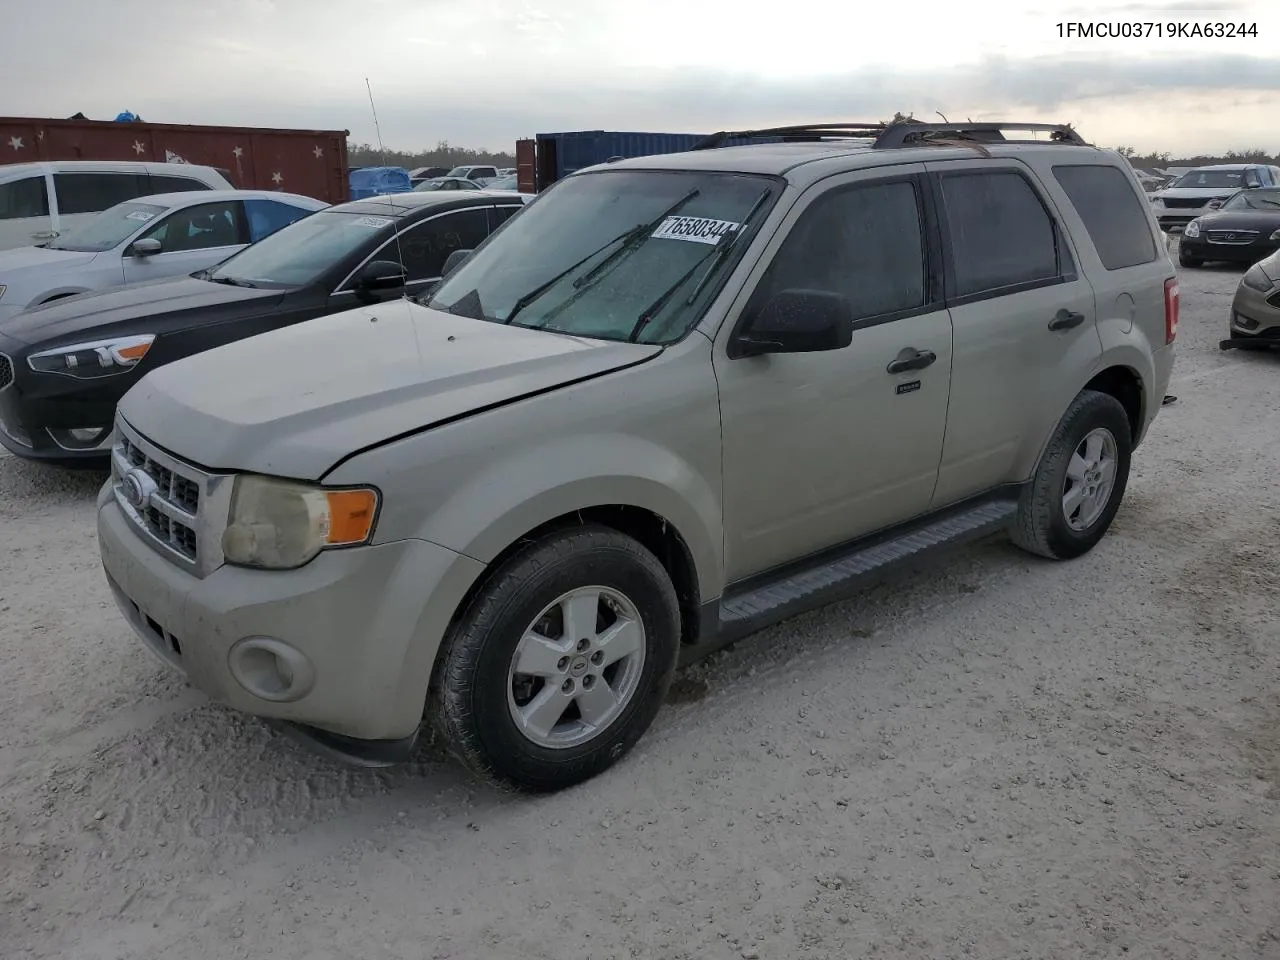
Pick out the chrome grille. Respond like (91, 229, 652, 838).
(0, 352, 12, 391)
(110, 416, 231, 577)
(1206, 229, 1259, 245)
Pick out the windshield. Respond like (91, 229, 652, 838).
(446, 167, 471, 178)
(1172, 169, 1250, 189)
(490, 175, 518, 190)
(1222, 187, 1280, 210)
(47, 201, 168, 252)
(428, 169, 779, 344)
(207, 209, 394, 288)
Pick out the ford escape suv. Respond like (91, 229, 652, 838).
(95, 120, 1177, 792)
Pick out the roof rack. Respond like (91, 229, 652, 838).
(690, 121, 1088, 152)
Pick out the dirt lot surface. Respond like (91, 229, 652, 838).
(2, 258, 1279, 960)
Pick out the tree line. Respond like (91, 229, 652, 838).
(1113, 146, 1278, 168)
(347, 139, 516, 170)
(346, 130, 1278, 173)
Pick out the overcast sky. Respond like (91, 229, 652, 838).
(1, 0, 1276, 157)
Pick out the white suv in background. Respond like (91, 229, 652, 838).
(1148, 163, 1280, 232)
(0, 160, 234, 252)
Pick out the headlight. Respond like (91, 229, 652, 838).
(221, 475, 379, 569)
(27, 334, 155, 379)
(1270, 229, 1280, 242)
(1183, 220, 1201, 238)
(1242, 264, 1274, 293)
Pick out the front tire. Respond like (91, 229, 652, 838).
(1011, 390, 1133, 561)
(1178, 249, 1203, 268)
(428, 524, 680, 792)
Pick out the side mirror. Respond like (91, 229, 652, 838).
(441, 249, 473, 278)
(358, 259, 407, 291)
(127, 238, 162, 258)
(731, 288, 854, 358)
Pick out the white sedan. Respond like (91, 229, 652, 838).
(0, 189, 327, 323)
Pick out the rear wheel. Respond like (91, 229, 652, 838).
(1011, 390, 1133, 561)
(428, 524, 680, 792)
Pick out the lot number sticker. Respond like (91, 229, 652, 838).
(125, 211, 156, 221)
(354, 216, 395, 229)
(652, 216, 741, 245)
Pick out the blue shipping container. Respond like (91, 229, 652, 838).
(534, 130, 782, 186)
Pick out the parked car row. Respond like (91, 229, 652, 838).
(0, 188, 530, 461)
(1147, 162, 1280, 232)
(0, 189, 325, 322)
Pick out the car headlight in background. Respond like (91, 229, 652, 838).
(221, 475, 380, 569)
(27, 334, 155, 378)
(1183, 220, 1201, 238)
(1241, 264, 1274, 293)
(1270, 229, 1280, 242)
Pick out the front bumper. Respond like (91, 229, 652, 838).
(1157, 212, 1207, 231)
(0, 336, 123, 463)
(97, 488, 486, 751)
(1180, 235, 1280, 264)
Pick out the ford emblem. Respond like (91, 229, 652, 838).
(121, 468, 157, 510)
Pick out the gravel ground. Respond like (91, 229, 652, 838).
(2, 257, 1279, 960)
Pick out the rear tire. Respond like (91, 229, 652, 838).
(428, 524, 680, 792)
(1011, 389, 1133, 561)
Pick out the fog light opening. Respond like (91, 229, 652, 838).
(228, 637, 315, 703)
(45, 425, 113, 452)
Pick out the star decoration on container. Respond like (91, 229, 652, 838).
(271, 171, 284, 185)
(313, 146, 324, 159)
(132, 141, 146, 155)
(8, 136, 23, 151)
(232, 146, 244, 159)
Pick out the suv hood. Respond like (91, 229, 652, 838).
(119, 299, 663, 480)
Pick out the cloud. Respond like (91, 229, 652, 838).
(0, 0, 1275, 156)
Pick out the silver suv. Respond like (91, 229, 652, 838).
(95, 121, 1178, 792)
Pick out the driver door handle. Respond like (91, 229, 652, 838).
(1048, 309, 1086, 331)
(886, 347, 937, 375)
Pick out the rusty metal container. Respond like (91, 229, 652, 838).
(0, 116, 351, 204)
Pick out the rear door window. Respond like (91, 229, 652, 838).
(1052, 164, 1157, 270)
(0, 176, 50, 219)
(53, 172, 151, 215)
(938, 170, 1063, 298)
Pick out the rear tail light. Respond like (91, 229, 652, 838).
(1164, 277, 1179, 344)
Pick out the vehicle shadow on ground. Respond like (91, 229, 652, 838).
(0, 453, 107, 505)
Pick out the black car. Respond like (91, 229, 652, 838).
(0, 189, 529, 465)
(1179, 186, 1280, 267)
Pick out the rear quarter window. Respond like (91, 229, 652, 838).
(1052, 164, 1157, 271)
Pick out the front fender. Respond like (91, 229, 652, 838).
(409, 431, 723, 598)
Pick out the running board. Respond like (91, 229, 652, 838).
(680, 492, 1020, 666)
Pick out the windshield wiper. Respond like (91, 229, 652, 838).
(500, 230, 645, 327)
(206, 275, 257, 288)
(570, 189, 701, 292)
(626, 188, 772, 343)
